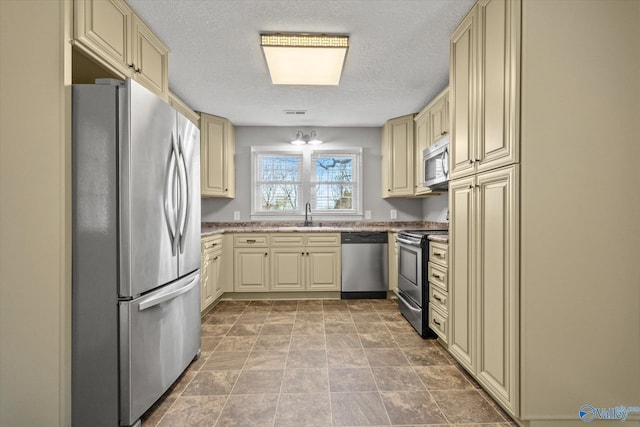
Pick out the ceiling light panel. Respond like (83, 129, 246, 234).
(261, 33, 349, 86)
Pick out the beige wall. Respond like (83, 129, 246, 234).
(0, 1, 72, 425)
(520, 0, 640, 420)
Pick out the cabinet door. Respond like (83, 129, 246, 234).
(430, 94, 449, 145)
(381, 122, 391, 198)
(306, 247, 341, 291)
(387, 115, 415, 196)
(271, 248, 305, 291)
(74, 0, 132, 75)
(475, 165, 519, 415)
(234, 248, 269, 292)
(130, 15, 169, 101)
(201, 113, 234, 198)
(210, 250, 223, 301)
(200, 251, 210, 311)
(448, 176, 476, 372)
(388, 232, 398, 293)
(476, 0, 520, 174)
(450, 9, 477, 180)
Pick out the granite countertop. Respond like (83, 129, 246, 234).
(428, 234, 449, 243)
(202, 221, 448, 237)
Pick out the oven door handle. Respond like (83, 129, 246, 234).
(397, 291, 421, 312)
(396, 237, 421, 247)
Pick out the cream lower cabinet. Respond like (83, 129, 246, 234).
(234, 248, 269, 292)
(269, 233, 340, 292)
(201, 235, 223, 312)
(271, 248, 305, 291)
(449, 165, 519, 415)
(387, 232, 398, 293)
(306, 247, 340, 291)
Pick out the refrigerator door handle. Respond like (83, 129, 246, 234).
(164, 137, 178, 255)
(176, 134, 189, 253)
(137, 276, 198, 311)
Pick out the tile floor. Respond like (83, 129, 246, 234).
(141, 299, 517, 427)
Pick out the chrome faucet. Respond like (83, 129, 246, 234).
(304, 202, 312, 226)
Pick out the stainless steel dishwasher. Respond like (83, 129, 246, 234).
(341, 232, 388, 299)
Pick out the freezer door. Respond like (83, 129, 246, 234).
(120, 79, 179, 297)
(176, 113, 201, 276)
(119, 270, 201, 426)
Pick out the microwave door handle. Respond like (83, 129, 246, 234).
(442, 147, 449, 178)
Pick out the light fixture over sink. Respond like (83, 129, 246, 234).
(291, 130, 323, 145)
(261, 33, 349, 85)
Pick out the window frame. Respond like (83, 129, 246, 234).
(251, 146, 363, 217)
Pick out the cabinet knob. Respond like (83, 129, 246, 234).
(128, 63, 135, 69)
(306, 252, 309, 256)
(468, 185, 474, 189)
(433, 319, 442, 326)
(301, 252, 305, 256)
(264, 252, 268, 256)
(135, 67, 141, 73)
(225, 188, 228, 191)
(469, 160, 473, 164)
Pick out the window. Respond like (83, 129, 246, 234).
(254, 153, 303, 213)
(252, 147, 362, 216)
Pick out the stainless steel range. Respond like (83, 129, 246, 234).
(396, 230, 448, 338)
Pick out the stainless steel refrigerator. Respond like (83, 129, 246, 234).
(72, 79, 201, 426)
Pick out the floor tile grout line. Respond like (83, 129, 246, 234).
(212, 305, 251, 427)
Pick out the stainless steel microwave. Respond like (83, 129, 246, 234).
(423, 136, 449, 189)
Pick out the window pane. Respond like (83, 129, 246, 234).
(312, 184, 353, 210)
(260, 156, 300, 182)
(315, 156, 353, 182)
(258, 183, 301, 211)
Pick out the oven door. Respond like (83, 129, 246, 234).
(396, 237, 423, 306)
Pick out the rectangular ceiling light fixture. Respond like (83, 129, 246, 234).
(261, 33, 349, 86)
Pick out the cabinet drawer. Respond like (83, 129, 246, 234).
(270, 233, 305, 246)
(306, 233, 340, 246)
(202, 235, 223, 250)
(427, 262, 448, 291)
(428, 303, 448, 344)
(234, 234, 268, 247)
(429, 242, 448, 268)
(429, 286, 448, 314)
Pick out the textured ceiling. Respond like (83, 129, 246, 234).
(127, 0, 475, 127)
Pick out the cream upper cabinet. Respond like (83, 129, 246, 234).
(382, 114, 415, 198)
(129, 14, 169, 100)
(449, 10, 477, 179)
(73, 0, 132, 73)
(169, 91, 200, 128)
(73, 0, 169, 101)
(450, 0, 519, 180)
(200, 113, 236, 198)
(429, 92, 449, 145)
(414, 88, 449, 196)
